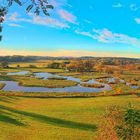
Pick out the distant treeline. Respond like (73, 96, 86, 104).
(0, 56, 72, 62)
(0, 55, 140, 64)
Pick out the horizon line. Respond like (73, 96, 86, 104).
(0, 55, 139, 59)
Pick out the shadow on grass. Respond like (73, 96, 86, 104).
(0, 96, 19, 104)
(0, 114, 25, 126)
(0, 75, 14, 81)
(0, 105, 97, 131)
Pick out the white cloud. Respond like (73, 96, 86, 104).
(75, 30, 94, 38)
(8, 12, 17, 21)
(49, 0, 58, 7)
(49, 0, 69, 8)
(135, 18, 140, 24)
(75, 28, 140, 47)
(130, 4, 140, 11)
(113, 3, 123, 8)
(7, 12, 69, 28)
(7, 0, 77, 28)
(31, 15, 69, 28)
(8, 23, 24, 28)
(8, 12, 31, 22)
(58, 9, 77, 24)
(84, 19, 92, 24)
(66, 3, 73, 8)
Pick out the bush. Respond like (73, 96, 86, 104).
(47, 76, 67, 80)
(96, 104, 140, 140)
(29, 65, 37, 68)
(81, 83, 104, 88)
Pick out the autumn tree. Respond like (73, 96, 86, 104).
(96, 105, 140, 140)
(0, 61, 9, 68)
(48, 62, 61, 69)
(67, 60, 83, 72)
(104, 67, 114, 74)
(83, 60, 94, 72)
(67, 60, 94, 72)
(95, 64, 104, 73)
(95, 106, 122, 140)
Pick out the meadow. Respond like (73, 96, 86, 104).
(0, 95, 139, 140)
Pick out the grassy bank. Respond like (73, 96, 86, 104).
(0, 90, 139, 98)
(25, 68, 64, 73)
(0, 94, 139, 140)
(0, 83, 5, 90)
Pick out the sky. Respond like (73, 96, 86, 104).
(0, 0, 140, 58)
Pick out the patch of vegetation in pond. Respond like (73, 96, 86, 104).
(81, 83, 105, 88)
(0, 75, 14, 81)
(7, 71, 30, 76)
(0, 83, 5, 90)
(13, 76, 78, 88)
(108, 83, 136, 95)
(48, 76, 67, 80)
(95, 76, 112, 79)
(129, 80, 138, 86)
(130, 83, 138, 86)
(108, 81, 119, 85)
(97, 78, 120, 85)
(58, 72, 81, 76)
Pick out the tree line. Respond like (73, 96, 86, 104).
(0, 56, 139, 63)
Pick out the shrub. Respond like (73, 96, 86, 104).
(47, 76, 67, 80)
(29, 65, 37, 68)
(96, 104, 140, 140)
(81, 83, 104, 88)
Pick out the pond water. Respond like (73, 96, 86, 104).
(0, 71, 111, 93)
(103, 77, 139, 89)
(0, 71, 138, 93)
(0, 81, 111, 93)
(34, 72, 81, 83)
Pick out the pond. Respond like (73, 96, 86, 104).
(34, 72, 81, 83)
(0, 71, 111, 93)
(0, 71, 138, 93)
(0, 80, 111, 93)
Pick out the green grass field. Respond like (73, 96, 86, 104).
(0, 95, 139, 140)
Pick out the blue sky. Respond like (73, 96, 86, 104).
(1, 0, 140, 57)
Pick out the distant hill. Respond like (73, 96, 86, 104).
(0, 55, 140, 64)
